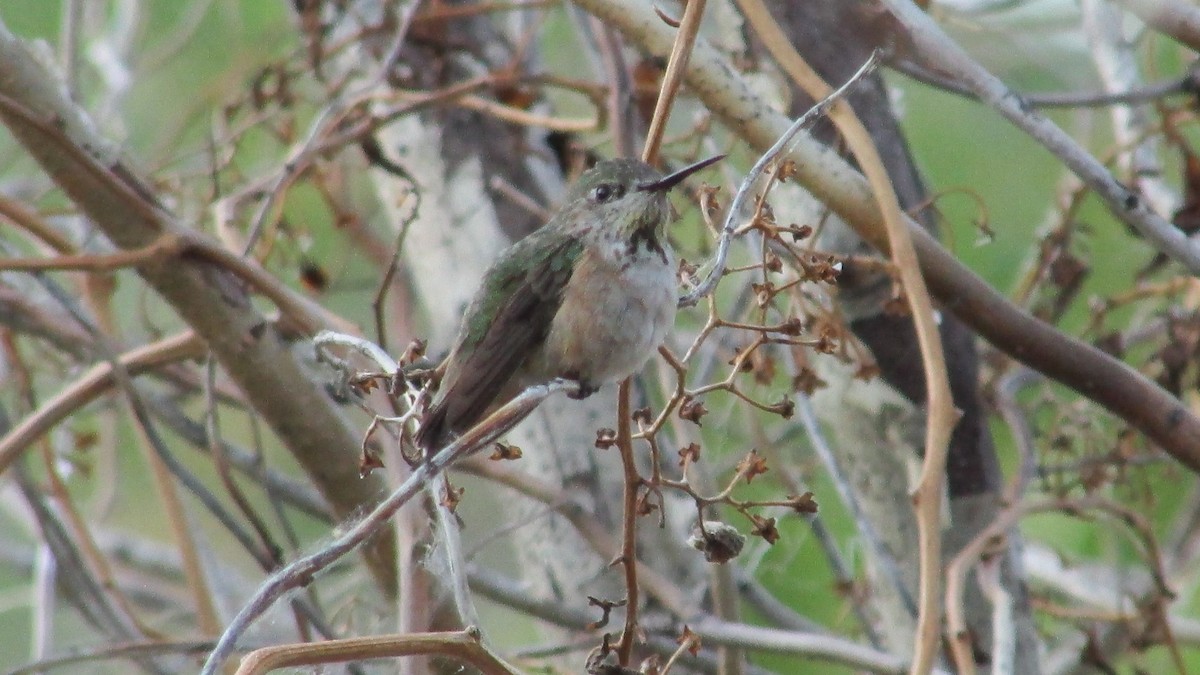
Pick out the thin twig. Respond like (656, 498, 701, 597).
(732, 16, 952, 668)
(691, 618, 949, 675)
(660, 628, 700, 675)
(0, 194, 76, 253)
(677, 53, 880, 308)
(892, 58, 1197, 109)
(795, 395, 917, 616)
(641, 0, 707, 164)
(945, 496, 1181, 675)
(8, 639, 217, 675)
(371, 187, 419, 353)
(234, 629, 521, 675)
(976, 557, 1015, 675)
(430, 475, 482, 628)
(571, 0, 1200, 473)
(200, 379, 578, 675)
(0, 234, 186, 272)
(994, 368, 1039, 504)
(879, 0, 1200, 272)
(114, 384, 224, 643)
(0, 330, 205, 476)
(205, 357, 284, 567)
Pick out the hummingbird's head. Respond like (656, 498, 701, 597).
(562, 155, 724, 244)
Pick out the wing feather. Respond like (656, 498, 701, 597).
(417, 233, 581, 449)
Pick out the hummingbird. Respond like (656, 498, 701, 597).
(416, 154, 724, 451)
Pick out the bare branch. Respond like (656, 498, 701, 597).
(568, 0, 1200, 471)
(0, 18, 398, 595)
(200, 379, 579, 675)
(878, 0, 1200, 271)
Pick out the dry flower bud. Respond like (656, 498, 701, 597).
(678, 396, 708, 426)
(595, 427, 618, 449)
(489, 442, 523, 461)
(688, 521, 745, 564)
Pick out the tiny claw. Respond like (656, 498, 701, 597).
(567, 380, 598, 400)
(561, 372, 598, 399)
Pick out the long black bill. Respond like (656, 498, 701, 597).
(635, 154, 725, 192)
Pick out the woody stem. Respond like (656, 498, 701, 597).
(615, 377, 640, 665)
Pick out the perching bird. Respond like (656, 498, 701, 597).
(415, 155, 723, 450)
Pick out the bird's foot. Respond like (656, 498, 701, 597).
(564, 373, 598, 400)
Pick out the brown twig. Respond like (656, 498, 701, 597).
(204, 358, 285, 568)
(660, 626, 700, 675)
(200, 379, 579, 674)
(127, 386, 223, 638)
(456, 456, 693, 617)
(640, 0, 707, 165)
(945, 496, 1181, 675)
(570, 0, 1200, 471)
(0, 194, 76, 253)
(235, 628, 520, 675)
(0, 234, 186, 272)
(8, 639, 217, 675)
(0, 330, 205, 474)
(736, 7, 954, 671)
(614, 378, 641, 666)
(371, 187, 419, 354)
(594, 21, 636, 158)
(456, 93, 598, 132)
(412, 0, 558, 22)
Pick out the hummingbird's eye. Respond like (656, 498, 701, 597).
(591, 183, 623, 203)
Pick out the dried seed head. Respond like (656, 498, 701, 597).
(688, 521, 746, 564)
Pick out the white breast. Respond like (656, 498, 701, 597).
(541, 242, 677, 387)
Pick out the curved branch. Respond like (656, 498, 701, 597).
(567, 0, 1200, 472)
(892, 58, 1198, 109)
(1113, 0, 1200, 52)
(733, 8, 953, 668)
(235, 629, 520, 675)
(0, 331, 204, 471)
(879, 0, 1200, 271)
(0, 19, 397, 594)
(200, 380, 578, 675)
(692, 619, 951, 675)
